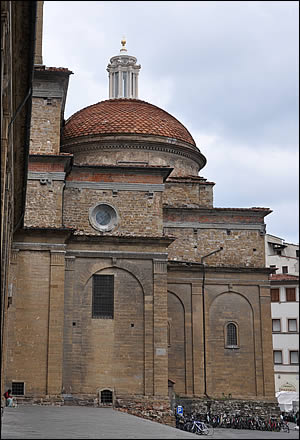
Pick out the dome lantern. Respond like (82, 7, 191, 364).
(107, 38, 141, 99)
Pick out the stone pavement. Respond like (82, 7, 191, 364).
(1, 406, 299, 439)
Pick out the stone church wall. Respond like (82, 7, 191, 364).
(6, 250, 51, 395)
(24, 179, 64, 228)
(163, 181, 214, 207)
(164, 226, 265, 267)
(167, 269, 275, 400)
(63, 187, 163, 236)
(30, 97, 61, 155)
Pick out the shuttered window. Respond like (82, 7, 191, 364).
(271, 289, 280, 302)
(286, 288, 296, 302)
(92, 275, 114, 318)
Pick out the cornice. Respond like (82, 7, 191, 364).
(61, 138, 206, 168)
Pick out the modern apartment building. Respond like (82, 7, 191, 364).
(265, 234, 299, 393)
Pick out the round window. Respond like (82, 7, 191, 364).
(89, 203, 119, 232)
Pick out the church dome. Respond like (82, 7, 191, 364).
(62, 98, 196, 146)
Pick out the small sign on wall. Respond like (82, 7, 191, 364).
(156, 348, 166, 356)
(176, 405, 183, 415)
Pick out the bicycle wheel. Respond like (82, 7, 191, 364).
(201, 424, 214, 436)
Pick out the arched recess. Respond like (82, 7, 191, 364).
(75, 265, 145, 395)
(167, 290, 186, 394)
(207, 290, 256, 398)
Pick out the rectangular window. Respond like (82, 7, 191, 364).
(290, 351, 299, 364)
(286, 288, 296, 302)
(11, 382, 24, 396)
(273, 351, 283, 364)
(271, 289, 280, 302)
(92, 275, 114, 319)
(296, 250, 299, 258)
(288, 319, 297, 332)
(272, 319, 281, 332)
(282, 266, 288, 274)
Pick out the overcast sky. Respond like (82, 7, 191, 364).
(42, 1, 299, 244)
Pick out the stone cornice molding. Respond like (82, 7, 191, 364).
(61, 137, 206, 169)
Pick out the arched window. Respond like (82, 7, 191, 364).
(225, 322, 239, 348)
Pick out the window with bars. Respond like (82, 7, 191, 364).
(225, 322, 238, 348)
(273, 350, 282, 364)
(286, 288, 296, 302)
(272, 319, 281, 332)
(11, 382, 24, 395)
(92, 275, 114, 319)
(101, 389, 113, 404)
(271, 289, 280, 302)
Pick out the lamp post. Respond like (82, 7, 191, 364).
(201, 247, 223, 397)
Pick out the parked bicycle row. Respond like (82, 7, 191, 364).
(175, 412, 290, 433)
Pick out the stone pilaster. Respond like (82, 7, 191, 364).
(47, 250, 65, 395)
(192, 283, 204, 396)
(62, 256, 75, 394)
(153, 259, 168, 397)
(260, 285, 276, 398)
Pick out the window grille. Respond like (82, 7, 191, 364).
(226, 323, 238, 346)
(12, 382, 24, 395)
(286, 288, 296, 302)
(92, 275, 114, 319)
(271, 289, 280, 302)
(101, 389, 113, 404)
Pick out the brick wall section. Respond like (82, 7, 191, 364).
(165, 227, 265, 267)
(163, 182, 213, 207)
(24, 180, 64, 228)
(28, 162, 66, 172)
(63, 188, 163, 236)
(67, 170, 162, 184)
(30, 98, 61, 155)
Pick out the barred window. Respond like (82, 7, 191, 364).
(12, 382, 24, 396)
(92, 275, 114, 319)
(227, 323, 237, 346)
(101, 389, 113, 404)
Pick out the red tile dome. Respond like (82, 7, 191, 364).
(62, 99, 196, 146)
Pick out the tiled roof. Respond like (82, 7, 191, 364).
(62, 99, 196, 146)
(34, 66, 73, 73)
(269, 274, 299, 281)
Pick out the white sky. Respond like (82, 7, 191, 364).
(42, 1, 299, 244)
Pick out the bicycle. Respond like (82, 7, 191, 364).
(189, 419, 214, 436)
(280, 420, 290, 433)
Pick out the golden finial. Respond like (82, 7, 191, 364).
(120, 36, 127, 52)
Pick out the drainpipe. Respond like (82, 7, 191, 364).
(201, 247, 223, 398)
